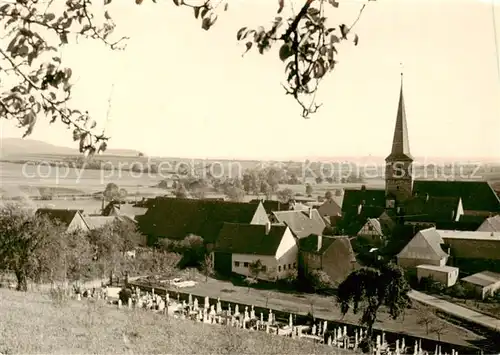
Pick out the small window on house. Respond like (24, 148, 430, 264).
(293, 262, 296, 268)
(288, 264, 291, 269)
(283, 264, 287, 270)
(243, 262, 249, 267)
(278, 265, 281, 272)
(234, 261, 240, 267)
(262, 265, 267, 272)
(368, 225, 373, 231)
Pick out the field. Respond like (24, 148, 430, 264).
(0, 288, 345, 354)
(133, 273, 485, 349)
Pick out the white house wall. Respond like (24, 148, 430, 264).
(67, 214, 90, 233)
(231, 254, 278, 280)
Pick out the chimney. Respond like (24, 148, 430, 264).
(265, 221, 271, 235)
(317, 235, 322, 252)
(309, 207, 313, 219)
(361, 185, 366, 191)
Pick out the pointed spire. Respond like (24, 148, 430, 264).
(386, 70, 412, 161)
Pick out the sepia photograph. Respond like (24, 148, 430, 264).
(0, 0, 499, 354)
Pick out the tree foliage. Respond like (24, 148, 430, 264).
(337, 263, 410, 346)
(276, 188, 295, 203)
(0, 0, 371, 153)
(0, 204, 64, 291)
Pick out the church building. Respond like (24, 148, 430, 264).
(340, 74, 500, 234)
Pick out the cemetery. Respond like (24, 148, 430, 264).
(75, 281, 478, 355)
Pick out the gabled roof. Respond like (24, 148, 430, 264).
(341, 188, 386, 217)
(85, 216, 118, 229)
(35, 208, 86, 228)
(359, 218, 384, 235)
(317, 199, 342, 217)
(386, 74, 412, 162)
(138, 198, 267, 243)
(103, 202, 148, 218)
(477, 215, 500, 232)
(249, 199, 290, 213)
(397, 227, 448, 260)
(401, 196, 460, 223)
(462, 271, 500, 287)
(215, 223, 289, 255)
(437, 229, 500, 241)
(299, 234, 336, 254)
(272, 209, 326, 239)
(412, 180, 500, 213)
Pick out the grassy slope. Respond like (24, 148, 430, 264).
(0, 288, 349, 354)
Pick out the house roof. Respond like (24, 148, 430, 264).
(317, 199, 342, 217)
(137, 198, 266, 243)
(477, 215, 500, 232)
(215, 223, 289, 256)
(341, 188, 386, 217)
(272, 209, 326, 239)
(360, 218, 384, 235)
(85, 216, 118, 229)
(103, 202, 148, 218)
(412, 180, 500, 213)
(299, 235, 357, 263)
(401, 196, 460, 223)
(249, 199, 290, 213)
(462, 271, 500, 287)
(397, 227, 448, 260)
(35, 208, 85, 228)
(416, 264, 459, 273)
(299, 234, 336, 254)
(437, 229, 500, 241)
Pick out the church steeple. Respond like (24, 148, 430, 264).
(386, 73, 412, 162)
(385, 71, 413, 204)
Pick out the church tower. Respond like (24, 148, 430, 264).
(385, 73, 413, 207)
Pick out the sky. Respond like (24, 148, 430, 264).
(1, 0, 500, 161)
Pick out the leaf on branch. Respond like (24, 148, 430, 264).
(279, 43, 293, 62)
(104, 0, 112, 4)
(339, 24, 349, 39)
(201, 17, 211, 31)
(44, 13, 56, 21)
(243, 41, 252, 55)
(353, 34, 359, 46)
(237, 27, 247, 41)
(136, 0, 143, 4)
(173, 0, 179, 6)
(98, 141, 108, 154)
(104, 11, 112, 20)
(328, 0, 339, 8)
(278, 0, 284, 14)
(194, 7, 200, 19)
(201, 7, 209, 18)
(224, 3, 228, 11)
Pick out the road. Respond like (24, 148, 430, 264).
(409, 290, 500, 333)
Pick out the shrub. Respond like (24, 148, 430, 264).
(119, 287, 133, 304)
(447, 282, 466, 298)
(49, 286, 70, 307)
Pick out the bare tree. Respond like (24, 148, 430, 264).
(416, 308, 437, 335)
(430, 322, 448, 342)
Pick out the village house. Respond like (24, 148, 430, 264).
(476, 214, 500, 232)
(298, 234, 358, 285)
(357, 218, 386, 245)
(137, 198, 269, 248)
(396, 228, 449, 269)
(213, 222, 297, 281)
(461, 271, 500, 299)
(315, 198, 342, 221)
(340, 76, 500, 236)
(35, 208, 90, 233)
(416, 264, 459, 287)
(270, 209, 326, 240)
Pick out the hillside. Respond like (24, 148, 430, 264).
(0, 138, 142, 157)
(0, 288, 341, 354)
